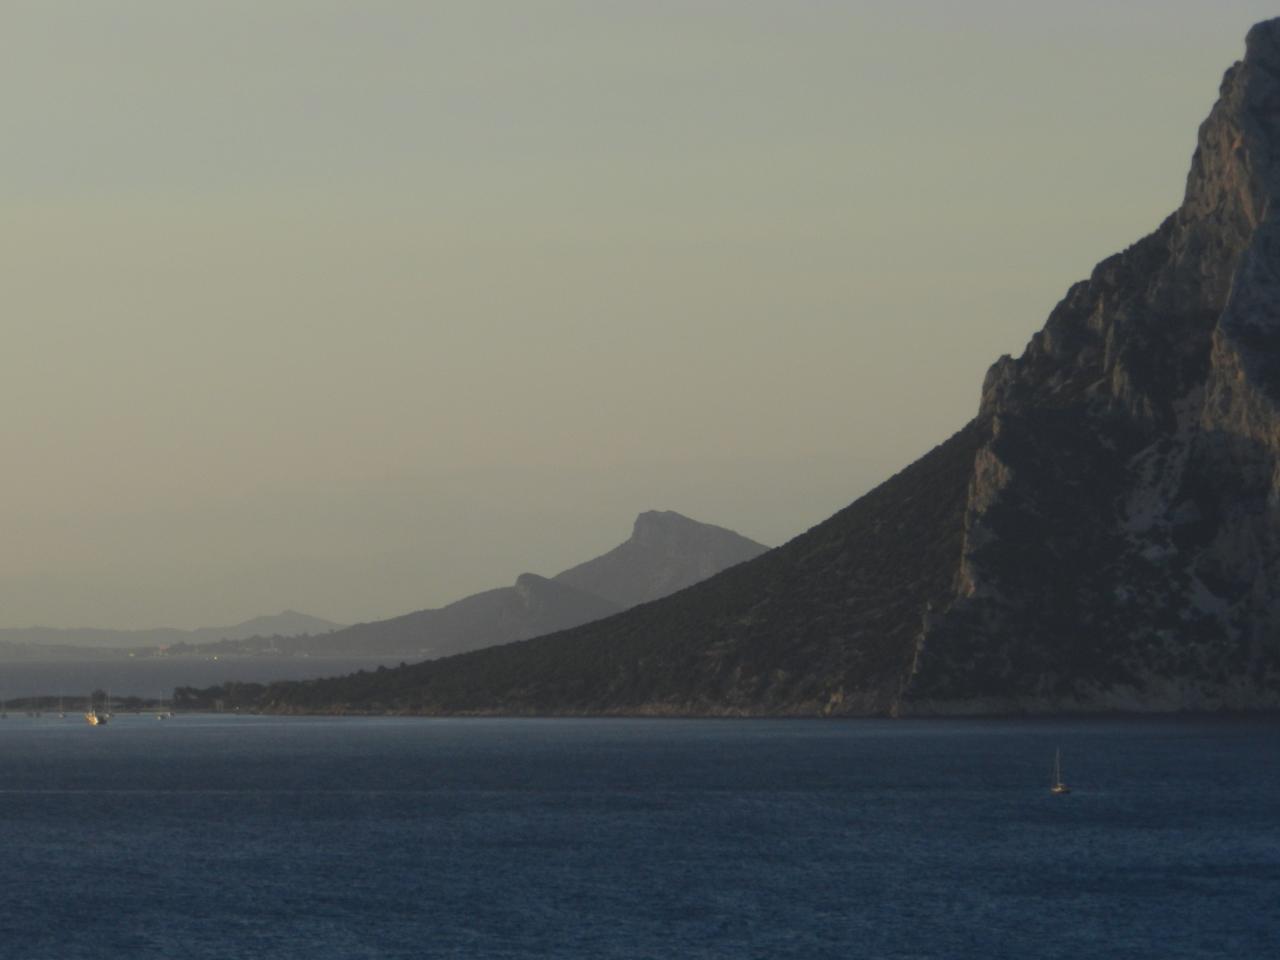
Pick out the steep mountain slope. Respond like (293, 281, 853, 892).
(901, 21, 1280, 713)
(554, 510, 768, 608)
(293, 512, 766, 658)
(230, 18, 1280, 717)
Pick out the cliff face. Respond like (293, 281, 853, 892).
(903, 21, 1280, 713)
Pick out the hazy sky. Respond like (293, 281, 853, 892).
(3, 1, 1276, 629)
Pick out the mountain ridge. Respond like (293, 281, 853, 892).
(554, 510, 771, 609)
(201, 424, 984, 714)
(243, 510, 768, 659)
(299, 574, 625, 659)
(200, 18, 1280, 717)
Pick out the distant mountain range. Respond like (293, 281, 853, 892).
(301, 574, 623, 660)
(4, 511, 766, 665)
(555, 509, 769, 608)
(292, 510, 767, 658)
(0, 611, 344, 656)
(216, 19, 1280, 717)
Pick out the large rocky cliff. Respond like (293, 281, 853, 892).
(233, 20, 1280, 717)
(901, 20, 1280, 713)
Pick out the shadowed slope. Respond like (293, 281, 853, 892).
(249, 420, 987, 715)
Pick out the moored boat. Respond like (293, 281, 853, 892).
(85, 691, 110, 726)
(1050, 748, 1070, 795)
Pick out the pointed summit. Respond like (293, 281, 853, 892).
(554, 511, 768, 608)
(285, 512, 764, 660)
(1180, 18, 1280, 230)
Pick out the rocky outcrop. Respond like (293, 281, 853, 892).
(902, 20, 1280, 713)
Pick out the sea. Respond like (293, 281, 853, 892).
(0, 716, 1275, 960)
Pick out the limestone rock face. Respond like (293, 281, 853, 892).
(902, 19, 1280, 713)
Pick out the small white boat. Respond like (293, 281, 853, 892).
(1050, 748, 1070, 795)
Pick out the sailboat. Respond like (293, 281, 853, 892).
(1050, 748, 1071, 795)
(84, 691, 109, 726)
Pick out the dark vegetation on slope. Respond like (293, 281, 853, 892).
(182, 419, 988, 715)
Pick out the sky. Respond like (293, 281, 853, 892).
(3, 0, 1276, 629)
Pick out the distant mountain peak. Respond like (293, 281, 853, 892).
(274, 512, 763, 660)
(513, 572, 556, 601)
(555, 511, 768, 608)
(629, 510, 731, 545)
(632, 509, 694, 531)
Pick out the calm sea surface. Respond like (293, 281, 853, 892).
(0, 716, 1275, 959)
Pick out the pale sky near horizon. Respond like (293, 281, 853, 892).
(3, 1, 1276, 629)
